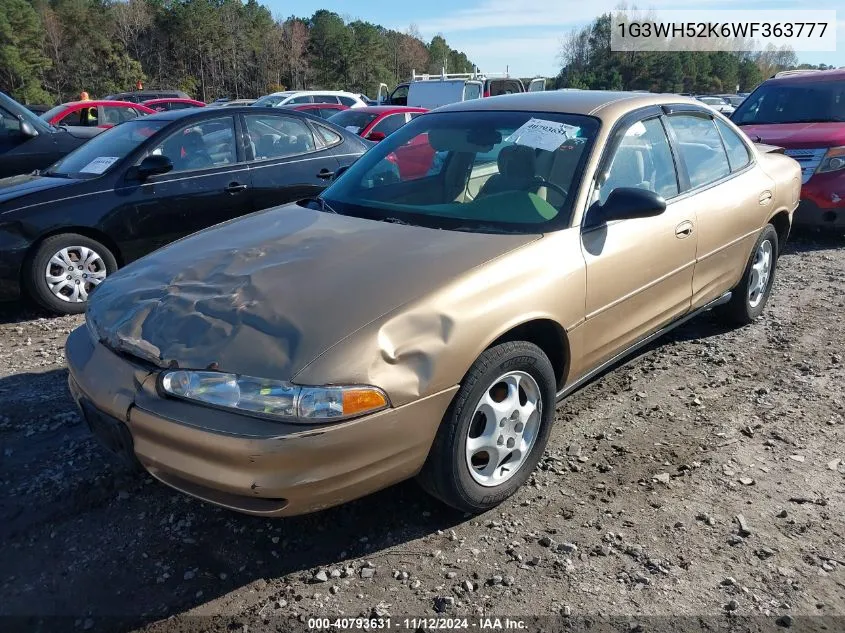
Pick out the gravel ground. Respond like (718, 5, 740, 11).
(1, 231, 843, 633)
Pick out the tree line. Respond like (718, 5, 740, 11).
(0, 0, 476, 105)
(1, 1, 836, 107)
(554, 14, 835, 94)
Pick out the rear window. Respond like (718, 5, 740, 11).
(486, 79, 524, 96)
(732, 80, 845, 125)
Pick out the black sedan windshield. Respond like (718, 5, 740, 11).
(732, 80, 845, 124)
(322, 110, 598, 233)
(45, 120, 167, 178)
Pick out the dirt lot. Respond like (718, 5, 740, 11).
(1, 231, 843, 633)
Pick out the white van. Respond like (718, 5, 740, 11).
(378, 70, 545, 109)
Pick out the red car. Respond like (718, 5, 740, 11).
(732, 68, 845, 229)
(40, 100, 155, 128)
(327, 105, 426, 141)
(142, 98, 206, 112)
(278, 102, 348, 120)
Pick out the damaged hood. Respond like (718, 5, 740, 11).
(87, 203, 536, 381)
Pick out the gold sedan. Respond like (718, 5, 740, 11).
(66, 91, 801, 516)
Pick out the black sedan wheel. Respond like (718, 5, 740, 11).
(27, 233, 117, 314)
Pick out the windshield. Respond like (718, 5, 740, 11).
(253, 94, 291, 107)
(732, 80, 845, 124)
(321, 110, 599, 233)
(328, 109, 379, 134)
(45, 119, 166, 179)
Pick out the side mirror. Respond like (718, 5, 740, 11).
(586, 187, 666, 228)
(134, 155, 173, 180)
(20, 121, 38, 138)
(366, 131, 386, 142)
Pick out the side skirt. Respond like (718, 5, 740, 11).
(556, 291, 732, 402)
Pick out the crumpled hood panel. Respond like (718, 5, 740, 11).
(87, 203, 535, 381)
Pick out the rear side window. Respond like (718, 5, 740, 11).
(714, 118, 752, 172)
(313, 95, 340, 104)
(314, 124, 342, 147)
(666, 115, 730, 189)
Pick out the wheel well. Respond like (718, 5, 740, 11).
(22, 228, 124, 287)
(491, 319, 569, 390)
(769, 211, 791, 250)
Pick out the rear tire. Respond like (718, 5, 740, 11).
(26, 233, 117, 315)
(719, 224, 778, 325)
(417, 341, 556, 514)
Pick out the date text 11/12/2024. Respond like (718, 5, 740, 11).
(307, 617, 528, 630)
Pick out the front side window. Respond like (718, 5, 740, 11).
(371, 113, 406, 138)
(599, 117, 678, 204)
(45, 119, 167, 178)
(288, 95, 312, 104)
(244, 114, 316, 160)
(390, 85, 408, 105)
(666, 115, 731, 189)
(313, 95, 339, 104)
(715, 118, 752, 172)
(338, 96, 357, 107)
(58, 108, 86, 126)
(322, 110, 598, 233)
(0, 105, 21, 137)
(149, 116, 237, 172)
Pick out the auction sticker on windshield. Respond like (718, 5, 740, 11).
(79, 156, 120, 174)
(506, 118, 581, 152)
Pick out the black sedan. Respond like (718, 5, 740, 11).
(0, 106, 369, 313)
(1, 92, 103, 179)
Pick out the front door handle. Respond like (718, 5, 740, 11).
(675, 220, 694, 238)
(317, 168, 335, 180)
(225, 182, 248, 194)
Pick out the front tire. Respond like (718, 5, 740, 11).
(417, 341, 556, 514)
(26, 234, 117, 314)
(720, 224, 779, 325)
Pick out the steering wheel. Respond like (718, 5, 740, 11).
(525, 176, 568, 202)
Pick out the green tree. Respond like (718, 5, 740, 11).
(0, 0, 51, 103)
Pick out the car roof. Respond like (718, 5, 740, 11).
(137, 105, 308, 122)
(143, 97, 202, 103)
(60, 100, 148, 108)
(439, 90, 701, 120)
(352, 106, 428, 114)
(766, 67, 845, 84)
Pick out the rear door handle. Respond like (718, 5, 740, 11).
(317, 168, 335, 180)
(675, 221, 694, 238)
(225, 182, 248, 194)
(759, 190, 773, 205)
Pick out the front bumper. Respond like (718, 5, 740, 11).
(796, 171, 845, 228)
(65, 326, 456, 517)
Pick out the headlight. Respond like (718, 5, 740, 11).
(817, 146, 845, 174)
(159, 370, 389, 423)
